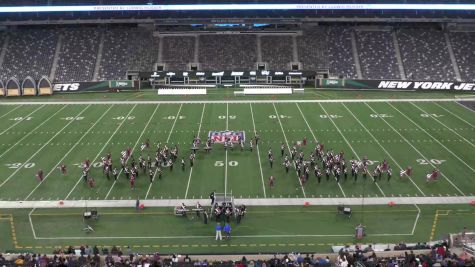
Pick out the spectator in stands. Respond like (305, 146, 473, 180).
(184, 254, 191, 263)
(364, 244, 374, 253)
(111, 245, 118, 255)
(93, 245, 99, 255)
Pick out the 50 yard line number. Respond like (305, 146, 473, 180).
(215, 161, 238, 167)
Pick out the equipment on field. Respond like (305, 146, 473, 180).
(174, 203, 190, 216)
(337, 205, 352, 218)
(83, 209, 98, 220)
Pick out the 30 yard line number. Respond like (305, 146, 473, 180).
(215, 161, 238, 167)
(5, 162, 35, 169)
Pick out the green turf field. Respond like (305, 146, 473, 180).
(1, 91, 475, 253)
(1, 205, 474, 253)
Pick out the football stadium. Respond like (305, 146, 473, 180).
(0, 0, 475, 266)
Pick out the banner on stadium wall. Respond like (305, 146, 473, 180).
(144, 70, 314, 80)
(109, 80, 134, 89)
(53, 81, 137, 93)
(319, 79, 475, 92)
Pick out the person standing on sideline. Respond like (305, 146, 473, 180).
(209, 191, 215, 205)
(136, 198, 140, 211)
(215, 223, 222, 240)
(224, 223, 231, 239)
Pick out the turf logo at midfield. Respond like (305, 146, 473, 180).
(208, 131, 245, 143)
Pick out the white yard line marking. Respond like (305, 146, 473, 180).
(412, 102, 475, 150)
(0, 105, 66, 160)
(0, 105, 45, 136)
(342, 103, 426, 196)
(28, 208, 37, 239)
(184, 104, 206, 199)
(435, 102, 475, 128)
(31, 229, 420, 240)
(0, 105, 22, 120)
(296, 103, 346, 197)
(318, 103, 386, 197)
(105, 104, 160, 200)
(272, 103, 307, 198)
(366, 103, 465, 196)
(411, 204, 421, 235)
(25, 105, 115, 201)
(145, 104, 183, 199)
(225, 103, 229, 197)
(394, 103, 475, 175)
(2, 98, 475, 105)
(250, 103, 267, 198)
(0, 105, 91, 189)
(65, 105, 138, 200)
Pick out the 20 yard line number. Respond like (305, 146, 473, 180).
(215, 161, 238, 167)
(417, 159, 446, 165)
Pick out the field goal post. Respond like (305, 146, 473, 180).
(449, 230, 475, 256)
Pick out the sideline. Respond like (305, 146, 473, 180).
(1, 98, 475, 105)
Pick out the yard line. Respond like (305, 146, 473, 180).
(272, 103, 307, 198)
(341, 103, 426, 196)
(184, 104, 206, 199)
(24, 105, 115, 201)
(0, 105, 91, 189)
(411, 204, 421, 235)
(318, 103, 386, 197)
(434, 102, 475, 129)
(366, 103, 465, 196)
(412, 102, 475, 150)
(0, 105, 22, 120)
(65, 105, 138, 200)
(225, 103, 229, 197)
(0, 105, 67, 160)
(145, 104, 183, 199)
(28, 208, 38, 239)
(393, 102, 475, 174)
(250, 103, 267, 198)
(0, 105, 45, 136)
(295, 103, 346, 198)
(104, 104, 160, 200)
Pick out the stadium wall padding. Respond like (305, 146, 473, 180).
(318, 79, 475, 92)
